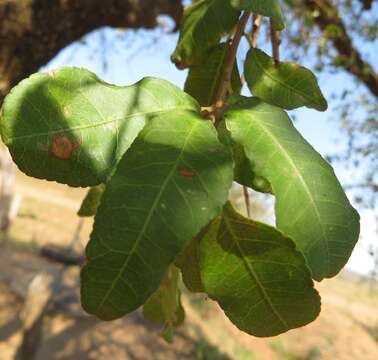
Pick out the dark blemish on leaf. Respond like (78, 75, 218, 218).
(178, 168, 196, 178)
(50, 134, 79, 160)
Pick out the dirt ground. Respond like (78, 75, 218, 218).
(0, 172, 377, 360)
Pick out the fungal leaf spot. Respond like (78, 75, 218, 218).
(178, 168, 195, 178)
(50, 134, 77, 160)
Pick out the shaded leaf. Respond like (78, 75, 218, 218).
(185, 43, 242, 106)
(225, 98, 360, 280)
(200, 202, 320, 337)
(231, 0, 285, 30)
(171, 0, 240, 68)
(218, 121, 272, 193)
(143, 266, 185, 328)
(0, 67, 199, 187)
(78, 185, 105, 217)
(244, 49, 328, 111)
(175, 235, 204, 293)
(81, 110, 233, 320)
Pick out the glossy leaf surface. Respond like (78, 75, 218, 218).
(200, 203, 320, 337)
(225, 99, 360, 280)
(0, 67, 198, 187)
(81, 111, 233, 320)
(244, 49, 328, 111)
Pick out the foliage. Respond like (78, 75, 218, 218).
(0, 0, 360, 342)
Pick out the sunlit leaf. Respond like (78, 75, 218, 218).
(244, 49, 328, 111)
(225, 98, 360, 280)
(200, 202, 320, 337)
(81, 111, 233, 320)
(0, 67, 199, 187)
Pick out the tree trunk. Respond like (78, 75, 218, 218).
(0, 0, 183, 104)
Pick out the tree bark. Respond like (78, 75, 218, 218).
(304, 0, 378, 98)
(0, 0, 183, 104)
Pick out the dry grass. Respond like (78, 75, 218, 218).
(0, 171, 377, 359)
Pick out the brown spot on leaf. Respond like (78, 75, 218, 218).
(178, 168, 195, 178)
(50, 135, 78, 160)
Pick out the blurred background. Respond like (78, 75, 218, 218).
(0, 1, 377, 359)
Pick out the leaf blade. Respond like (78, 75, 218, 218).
(81, 110, 233, 320)
(185, 43, 242, 107)
(200, 202, 320, 337)
(171, 0, 240, 68)
(78, 185, 105, 217)
(225, 99, 360, 280)
(231, 0, 285, 30)
(244, 49, 328, 111)
(0, 67, 199, 187)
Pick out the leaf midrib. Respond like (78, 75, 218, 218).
(5, 107, 192, 143)
(252, 51, 323, 109)
(251, 118, 330, 275)
(223, 214, 289, 330)
(94, 121, 200, 314)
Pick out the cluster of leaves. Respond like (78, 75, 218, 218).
(0, 0, 360, 341)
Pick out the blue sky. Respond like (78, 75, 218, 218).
(43, 25, 377, 276)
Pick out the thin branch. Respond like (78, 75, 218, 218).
(243, 186, 251, 218)
(241, 15, 262, 218)
(250, 15, 262, 48)
(213, 11, 251, 125)
(270, 19, 280, 65)
(303, 0, 378, 97)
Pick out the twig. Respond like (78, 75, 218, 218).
(213, 11, 251, 125)
(243, 186, 251, 218)
(270, 19, 280, 65)
(250, 15, 262, 48)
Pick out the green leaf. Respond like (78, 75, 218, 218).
(244, 49, 328, 111)
(200, 202, 320, 337)
(175, 235, 204, 293)
(185, 43, 242, 106)
(81, 110, 233, 320)
(171, 0, 240, 68)
(78, 185, 105, 217)
(143, 266, 185, 327)
(218, 121, 272, 193)
(225, 98, 360, 280)
(231, 0, 285, 30)
(0, 67, 199, 187)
